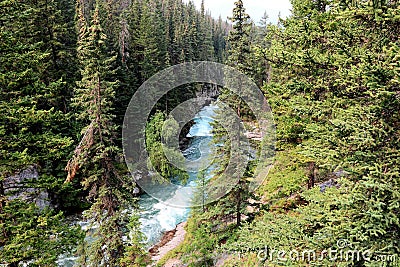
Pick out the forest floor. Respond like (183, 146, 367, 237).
(149, 222, 187, 265)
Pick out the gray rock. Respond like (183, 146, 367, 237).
(319, 178, 339, 193)
(3, 166, 51, 209)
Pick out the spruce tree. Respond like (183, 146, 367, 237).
(227, 0, 252, 75)
(210, 0, 255, 227)
(213, 16, 228, 63)
(66, 2, 145, 265)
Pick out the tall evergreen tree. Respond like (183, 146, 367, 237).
(0, 0, 76, 182)
(66, 1, 145, 265)
(136, 0, 164, 81)
(213, 16, 228, 63)
(210, 0, 255, 226)
(222, 0, 254, 119)
(1, 0, 229, 264)
(227, 0, 252, 75)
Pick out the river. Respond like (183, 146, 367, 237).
(57, 104, 216, 265)
(139, 104, 216, 246)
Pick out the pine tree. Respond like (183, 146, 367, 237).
(139, 2, 160, 79)
(0, 200, 84, 266)
(192, 164, 209, 213)
(197, 2, 215, 61)
(120, 213, 149, 266)
(251, 11, 271, 86)
(222, 0, 255, 119)
(66, 2, 145, 265)
(210, 0, 255, 227)
(212, 16, 228, 63)
(227, 0, 252, 75)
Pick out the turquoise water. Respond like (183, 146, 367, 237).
(138, 104, 216, 247)
(57, 104, 217, 265)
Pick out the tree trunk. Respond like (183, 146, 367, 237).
(236, 188, 241, 226)
(0, 179, 4, 197)
(307, 162, 316, 189)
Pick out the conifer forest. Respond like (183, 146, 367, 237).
(0, 0, 399, 266)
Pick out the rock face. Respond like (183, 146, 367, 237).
(318, 170, 345, 193)
(3, 166, 51, 209)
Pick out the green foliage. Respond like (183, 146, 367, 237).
(174, 1, 399, 266)
(192, 167, 208, 212)
(120, 214, 150, 266)
(213, 16, 228, 62)
(257, 150, 308, 203)
(145, 111, 189, 183)
(1, 0, 230, 264)
(0, 0, 76, 183)
(0, 0, 85, 263)
(157, 212, 232, 267)
(256, 0, 400, 264)
(227, 0, 252, 75)
(209, 0, 259, 229)
(223, 186, 351, 266)
(180, 215, 219, 266)
(0, 199, 83, 266)
(66, 2, 145, 265)
(222, 253, 261, 267)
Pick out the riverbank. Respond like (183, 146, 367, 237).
(149, 221, 187, 263)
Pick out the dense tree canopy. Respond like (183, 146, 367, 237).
(166, 1, 399, 266)
(1, 0, 229, 265)
(1, 0, 399, 266)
